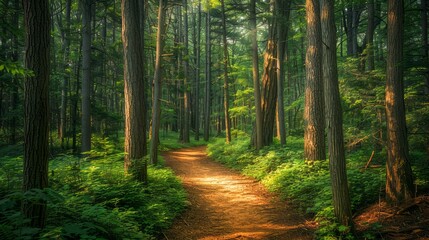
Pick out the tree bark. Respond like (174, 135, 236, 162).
(250, 0, 262, 150)
(194, 0, 201, 141)
(122, 0, 148, 181)
(321, 0, 353, 228)
(422, 0, 429, 94)
(60, 0, 71, 148)
(220, 0, 231, 143)
(385, 0, 414, 205)
(366, 0, 375, 71)
(22, 0, 50, 228)
(10, 0, 19, 145)
(304, 0, 325, 161)
(81, 0, 92, 153)
(183, 0, 190, 143)
(204, 10, 211, 141)
(150, 0, 167, 165)
(343, 5, 361, 57)
(275, 0, 290, 146)
(260, 2, 278, 147)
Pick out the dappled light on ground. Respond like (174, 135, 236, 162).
(161, 146, 313, 240)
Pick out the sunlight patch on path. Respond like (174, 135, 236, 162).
(162, 146, 313, 240)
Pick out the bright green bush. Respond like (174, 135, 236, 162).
(0, 136, 187, 240)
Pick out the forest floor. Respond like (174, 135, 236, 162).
(160, 146, 314, 240)
(354, 195, 429, 239)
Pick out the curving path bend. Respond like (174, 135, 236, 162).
(161, 146, 313, 240)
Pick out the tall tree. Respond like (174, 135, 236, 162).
(9, 0, 19, 145)
(60, 0, 71, 148)
(150, 0, 167, 165)
(321, 0, 353, 228)
(22, 0, 50, 228)
(194, 0, 202, 141)
(250, 0, 262, 150)
(343, 3, 362, 57)
(385, 0, 414, 205)
(122, 0, 147, 181)
(260, 2, 278, 147)
(304, 0, 325, 161)
(366, 0, 375, 71)
(182, 0, 190, 143)
(220, 0, 231, 143)
(203, 9, 211, 141)
(81, 0, 92, 153)
(422, 0, 429, 94)
(275, 0, 291, 146)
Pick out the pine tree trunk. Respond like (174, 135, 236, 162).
(250, 0, 262, 150)
(260, 2, 279, 147)
(366, 0, 375, 71)
(304, 0, 325, 161)
(220, 0, 231, 143)
(194, 0, 201, 141)
(385, 0, 414, 205)
(422, 0, 429, 94)
(183, 0, 190, 143)
(150, 0, 167, 165)
(204, 11, 211, 141)
(9, 0, 19, 145)
(81, 0, 92, 153)
(321, 0, 353, 228)
(122, 0, 148, 182)
(22, 0, 50, 228)
(275, 0, 290, 146)
(261, 35, 277, 146)
(60, 0, 71, 148)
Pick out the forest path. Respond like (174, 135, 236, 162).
(161, 146, 313, 240)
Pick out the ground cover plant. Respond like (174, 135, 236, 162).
(0, 134, 189, 240)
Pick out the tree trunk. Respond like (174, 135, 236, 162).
(139, 0, 148, 139)
(194, 0, 201, 141)
(366, 0, 375, 71)
(60, 0, 71, 148)
(343, 5, 361, 57)
(72, 43, 82, 153)
(261, 39, 277, 147)
(321, 0, 353, 228)
(204, 10, 211, 141)
(304, 0, 325, 161)
(250, 0, 262, 150)
(22, 0, 50, 228)
(9, 0, 20, 145)
(150, 0, 167, 165)
(122, 0, 148, 181)
(81, 0, 92, 153)
(422, 0, 429, 94)
(385, 0, 414, 205)
(183, 0, 190, 143)
(260, 2, 278, 147)
(220, 0, 232, 143)
(275, 0, 290, 146)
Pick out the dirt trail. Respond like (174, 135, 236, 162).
(161, 146, 313, 240)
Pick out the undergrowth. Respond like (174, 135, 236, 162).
(208, 136, 428, 239)
(0, 134, 189, 239)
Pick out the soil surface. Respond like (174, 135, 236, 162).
(160, 146, 314, 240)
(355, 195, 429, 240)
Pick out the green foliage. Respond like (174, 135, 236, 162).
(0, 60, 32, 77)
(0, 137, 187, 239)
(158, 132, 206, 152)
